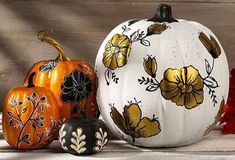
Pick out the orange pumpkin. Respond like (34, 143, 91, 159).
(2, 72, 59, 149)
(24, 31, 99, 123)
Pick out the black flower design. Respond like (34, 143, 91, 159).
(61, 70, 93, 103)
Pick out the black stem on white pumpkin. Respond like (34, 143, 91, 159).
(27, 72, 36, 88)
(148, 4, 178, 23)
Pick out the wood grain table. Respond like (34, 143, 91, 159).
(1, 114, 235, 160)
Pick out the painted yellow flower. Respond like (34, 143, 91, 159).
(103, 34, 132, 70)
(143, 56, 157, 78)
(160, 65, 204, 109)
(110, 103, 161, 143)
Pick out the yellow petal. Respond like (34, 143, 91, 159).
(119, 35, 130, 47)
(144, 59, 153, 77)
(160, 80, 178, 92)
(193, 90, 204, 104)
(102, 51, 113, 68)
(210, 35, 221, 58)
(123, 104, 141, 130)
(111, 34, 121, 46)
(151, 57, 157, 75)
(171, 93, 185, 106)
(199, 32, 213, 53)
(109, 54, 118, 70)
(117, 52, 127, 68)
(185, 66, 201, 84)
(184, 93, 197, 109)
(110, 107, 127, 134)
(191, 75, 204, 91)
(135, 117, 161, 138)
(163, 68, 182, 83)
(161, 87, 180, 100)
(105, 40, 112, 51)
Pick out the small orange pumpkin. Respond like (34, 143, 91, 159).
(24, 31, 99, 123)
(2, 72, 59, 149)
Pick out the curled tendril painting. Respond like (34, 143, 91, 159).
(103, 21, 169, 85)
(110, 99, 161, 143)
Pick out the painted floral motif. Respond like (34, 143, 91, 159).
(70, 128, 86, 154)
(61, 70, 93, 103)
(199, 32, 221, 59)
(93, 128, 108, 152)
(138, 56, 160, 91)
(103, 34, 131, 85)
(160, 65, 204, 109)
(103, 34, 131, 70)
(110, 99, 161, 143)
(6, 92, 55, 148)
(59, 124, 68, 151)
(203, 59, 219, 106)
(40, 61, 58, 72)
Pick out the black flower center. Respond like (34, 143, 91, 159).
(76, 85, 84, 92)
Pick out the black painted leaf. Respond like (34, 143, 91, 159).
(22, 134, 30, 141)
(121, 25, 131, 32)
(32, 92, 37, 99)
(18, 101, 23, 106)
(39, 96, 46, 102)
(205, 59, 212, 75)
(130, 30, 140, 42)
(36, 116, 44, 121)
(140, 39, 151, 46)
(21, 107, 27, 113)
(105, 69, 111, 85)
(128, 19, 139, 26)
(27, 96, 32, 102)
(7, 110, 13, 116)
(204, 76, 219, 88)
(146, 84, 159, 92)
(32, 123, 37, 130)
(8, 119, 14, 126)
(37, 122, 44, 127)
(39, 105, 44, 112)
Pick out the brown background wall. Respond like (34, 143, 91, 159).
(0, 0, 234, 111)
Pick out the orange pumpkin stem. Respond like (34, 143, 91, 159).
(27, 72, 36, 88)
(38, 30, 70, 61)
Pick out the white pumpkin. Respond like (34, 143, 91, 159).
(95, 4, 229, 147)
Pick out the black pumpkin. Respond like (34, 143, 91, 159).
(58, 118, 108, 155)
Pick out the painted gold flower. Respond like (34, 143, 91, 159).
(103, 34, 132, 70)
(199, 32, 221, 59)
(110, 103, 161, 143)
(160, 65, 204, 109)
(143, 56, 157, 78)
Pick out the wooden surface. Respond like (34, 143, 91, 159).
(1, 114, 235, 160)
(0, 0, 235, 110)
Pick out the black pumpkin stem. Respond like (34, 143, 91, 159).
(27, 72, 36, 88)
(148, 4, 178, 23)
